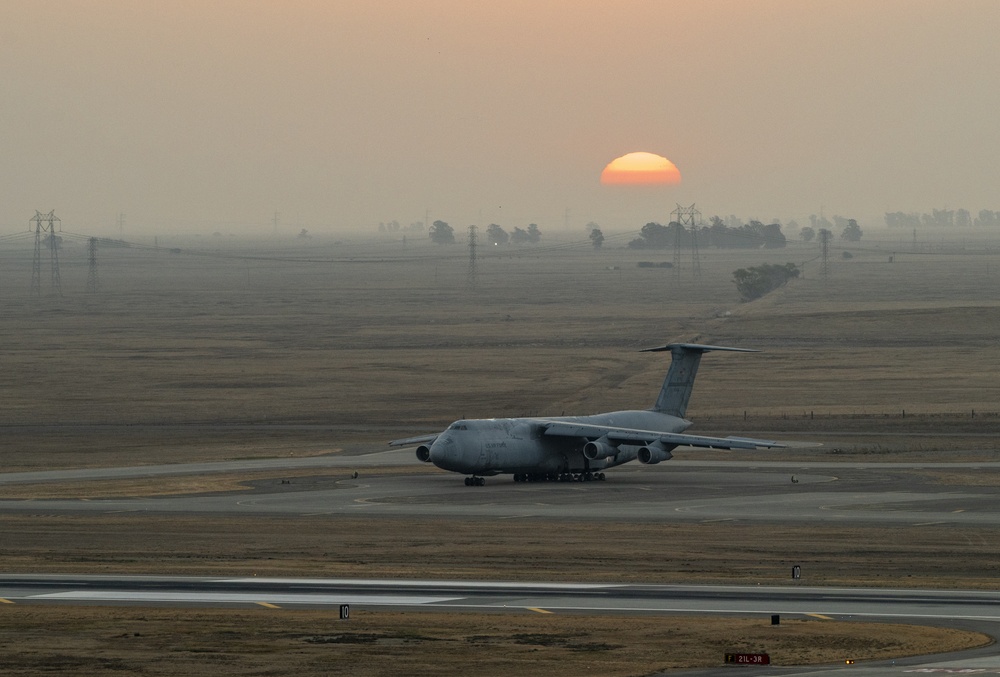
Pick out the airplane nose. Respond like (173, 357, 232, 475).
(429, 433, 462, 472)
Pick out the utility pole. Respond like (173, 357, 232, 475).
(30, 210, 62, 296)
(467, 225, 478, 292)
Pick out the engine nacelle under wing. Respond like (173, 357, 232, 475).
(637, 441, 673, 465)
(415, 445, 432, 463)
(582, 437, 617, 460)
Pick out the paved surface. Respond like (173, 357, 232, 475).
(1, 575, 997, 620)
(0, 451, 998, 527)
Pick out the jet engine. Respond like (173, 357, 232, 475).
(582, 437, 617, 460)
(637, 441, 673, 465)
(415, 445, 432, 463)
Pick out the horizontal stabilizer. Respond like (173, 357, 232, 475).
(725, 436, 784, 449)
(641, 343, 759, 354)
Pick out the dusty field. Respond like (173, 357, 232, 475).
(1, 606, 987, 676)
(4, 235, 1000, 437)
(1, 512, 999, 590)
(2, 233, 1000, 670)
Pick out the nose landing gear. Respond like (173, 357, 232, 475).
(464, 476, 486, 487)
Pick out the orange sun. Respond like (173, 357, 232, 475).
(600, 152, 681, 185)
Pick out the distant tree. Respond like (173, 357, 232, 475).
(584, 221, 600, 235)
(628, 222, 678, 249)
(749, 220, 786, 248)
(297, 228, 310, 239)
(732, 263, 800, 302)
(885, 211, 921, 229)
(510, 227, 530, 244)
(955, 209, 972, 228)
(929, 208, 954, 228)
(841, 219, 863, 241)
(486, 223, 508, 245)
(810, 214, 833, 231)
(589, 227, 605, 249)
(527, 223, 541, 243)
(800, 226, 816, 242)
(42, 233, 63, 249)
(408, 220, 425, 232)
(429, 220, 455, 244)
(975, 210, 999, 227)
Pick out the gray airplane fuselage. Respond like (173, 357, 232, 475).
(392, 344, 781, 484)
(426, 410, 691, 476)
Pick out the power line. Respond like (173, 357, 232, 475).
(29, 210, 62, 296)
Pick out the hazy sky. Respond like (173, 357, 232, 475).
(3, 1, 998, 236)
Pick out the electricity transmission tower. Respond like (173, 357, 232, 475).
(30, 210, 62, 296)
(87, 237, 99, 293)
(819, 228, 831, 278)
(467, 225, 478, 291)
(671, 203, 702, 277)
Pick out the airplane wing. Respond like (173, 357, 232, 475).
(388, 433, 439, 447)
(538, 420, 783, 450)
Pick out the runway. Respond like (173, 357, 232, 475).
(0, 449, 998, 527)
(2, 575, 999, 623)
(2, 574, 999, 676)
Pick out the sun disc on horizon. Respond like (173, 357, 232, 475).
(600, 151, 681, 185)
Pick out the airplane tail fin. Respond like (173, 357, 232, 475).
(642, 343, 758, 418)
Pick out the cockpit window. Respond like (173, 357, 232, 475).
(448, 423, 468, 431)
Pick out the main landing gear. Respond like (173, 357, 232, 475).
(464, 476, 486, 486)
(512, 472, 606, 483)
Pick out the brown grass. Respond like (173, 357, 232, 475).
(0, 606, 988, 676)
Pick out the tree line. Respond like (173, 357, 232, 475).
(884, 209, 1000, 229)
(628, 218, 789, 250)
(427, 221, 543, 245)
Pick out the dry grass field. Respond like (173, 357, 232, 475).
(0, 606, 988, 676)
(2, 231, 1000, 671)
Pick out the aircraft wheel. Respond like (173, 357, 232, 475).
(584, 472, 593, 481)
(477, 477, 486, 486)
(597, 472, 606, 481)
(464, 477, 471, 486)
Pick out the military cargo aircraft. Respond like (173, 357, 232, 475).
(389, 343, 783, 486)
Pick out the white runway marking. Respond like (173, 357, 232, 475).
(33, 591, 460, 606)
